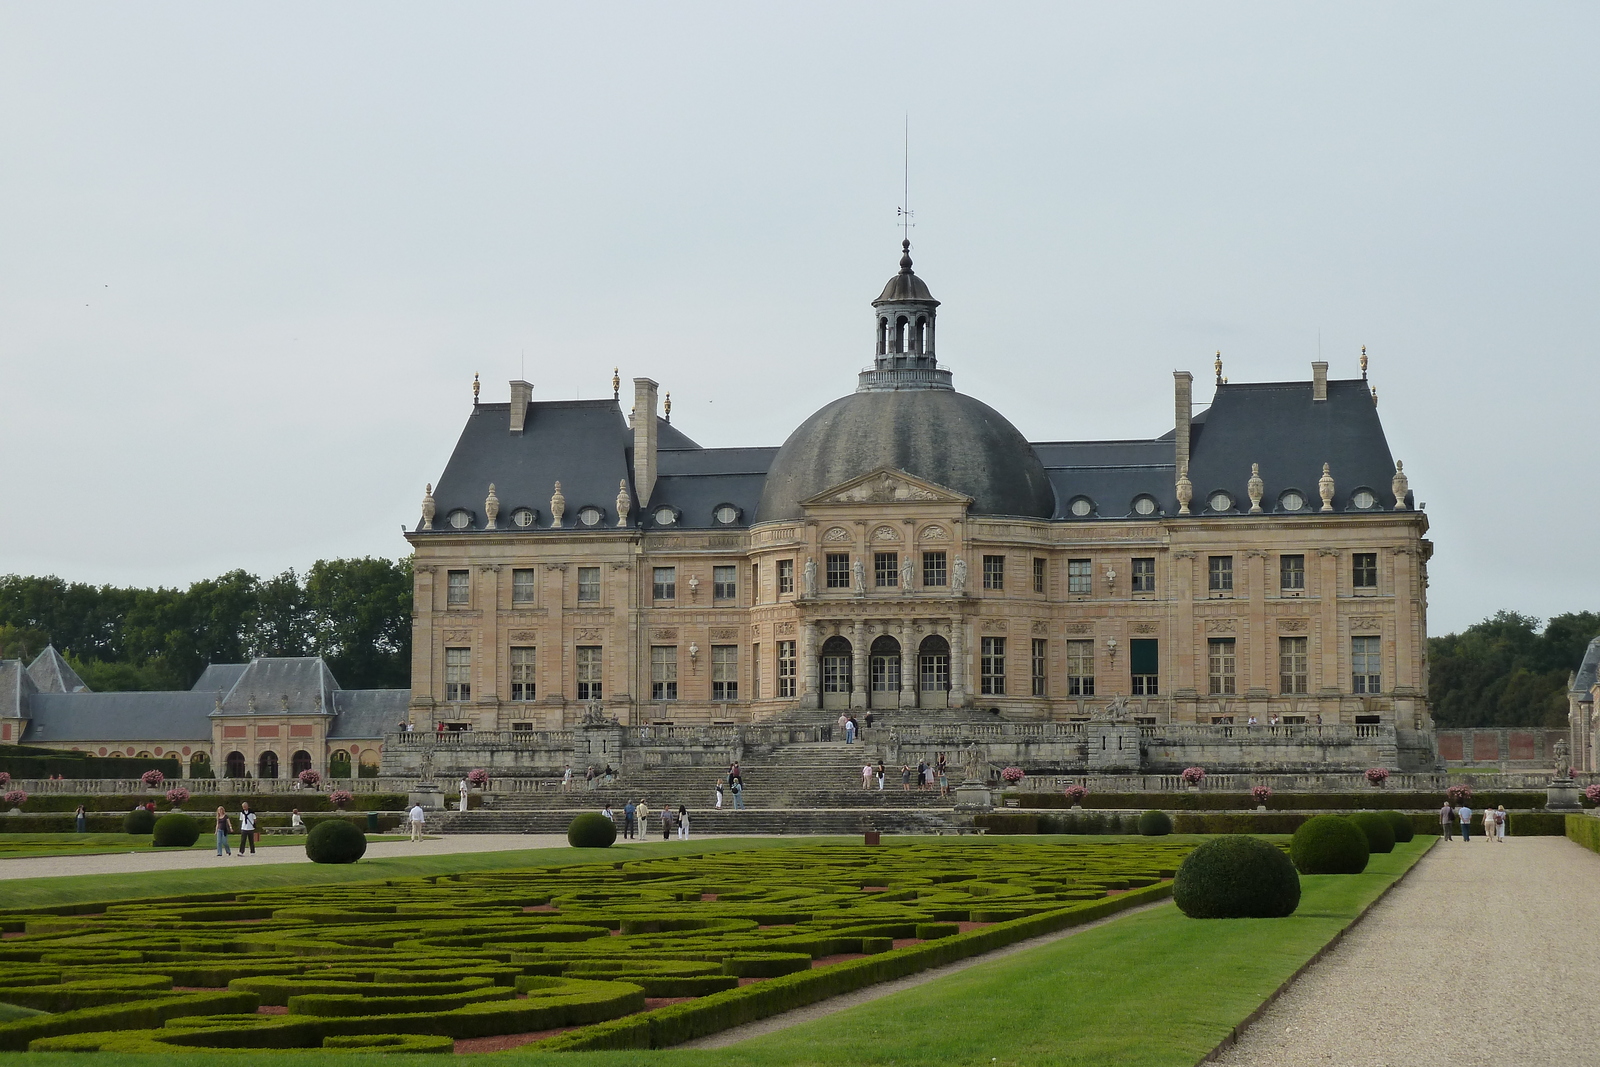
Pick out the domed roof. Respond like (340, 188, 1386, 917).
(754, 389, 1056, 522)
(874, 240, 939, 305)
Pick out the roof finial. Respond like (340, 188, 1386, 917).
(1214, 351, 1223, 385)
(663, 392, 671, 423)
(472, 372, 480, 407)
(1371, 386, 1378, 405)
(612, 367, 620, 400)
(1360, 345, 1368, 379)
(897, 112, 914, 251)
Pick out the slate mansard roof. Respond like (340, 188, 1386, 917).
(417, 375, 1411, 533)
(2, 654, 405, 745)
(1574, 637, 1600, 703)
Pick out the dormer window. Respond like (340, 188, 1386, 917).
(1208, 492, 1234, 513)
(511, 508, 536, 527)
(1351, 488, 1377, 510)
(577, 506, 603, 526)
(1278, 490, 1305, 512)
(1132, 495, 1158, 516)
(1068, 497, 1094, 518)
(714, 504, 740, 525)
(447, 509, 472, 529)
(653, 506, 678, 526)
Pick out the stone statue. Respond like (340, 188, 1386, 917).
(952, 556, 967, 593)
(1554, 737, 1571, 780)
(963, 743, 988, 783)
(901, 554, 914, 591)
(1098, 695, 1132, 721)
(803, 557, 817, 598)
(852, 559, 866, 597)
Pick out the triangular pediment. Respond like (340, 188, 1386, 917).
(800, 467, 972, 508)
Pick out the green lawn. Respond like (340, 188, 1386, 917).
(0, 835, 842, 910)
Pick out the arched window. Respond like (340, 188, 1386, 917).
(869, 635, 902, 704)
(358, 750, 380, 779)
(877, 317, 888, 355)
(136, 751, 153, 759)
(329, 750, 352, 779)
(258, 751, 279, 779)
(820, 635, 853, 710)
(224, 751, 246, 779)
(896, 316, 910, 353)
(291, 750, 313, 777)
(913, 317, 926, 354)
(190, 751, 213, 778)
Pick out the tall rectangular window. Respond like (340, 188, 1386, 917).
(1352, 636, 1381, 693)
(777, 641, 796, 697)
(1132, 557, 1156, 594)
(874, 552, 899, 587)
(980, 636, 1006, 695)
(1066, 639, 1095, 696)
(445, 647, 471, 701)
(1279, 636, 1308, 694)
(1208, 638, 1237, 695)
(1352, 553, 1378, 590)
(1067, 558, 1092, 595)
(983, 555, 1005, 590)
(1033, 558, 1047, 594)
(1208, 556, 1234, 593)
(652, 567, 676, 600)
(826, 553, 851, 588)
(509, 646, 536, 701)
(1130, 638, 1158, 695)
(1280, 555, 1305, 591)
(650, 646, 678, 701)
(778, 559, 795, 595)
(751, 643, 760, 700)
(512, 568, 537, 604)
(1031, 638, 1048, 696)
(713, 565, 737, 601)
(922, 551, 947, 587)
(576, 646, 602, 701)
(577, 566, 600, 603)
(447, 570, 470, 606)
(711, 645, 738, 700)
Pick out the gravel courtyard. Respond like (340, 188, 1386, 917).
(1217, 835, 1600, 1067)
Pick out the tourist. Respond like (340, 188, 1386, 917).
(458, 778, 469, 812)
(1458, 802, 1473, 842)
(876, 760, 886, 790)
(838, 713, 850, 742)
(936, 753, 948, 785)
(715, 779, 725, 808)
(847, 716, 858, 743)
(1497, 805, 1509, 841)
(435, 721, 443, 736)
(601, 803, 614, 824)
(562, 764, 573, 793)
(862, 762, 873, 790)
(864, 710, 874, 729)
(622, 799, 636, 839)
(917, 760, 928, 791)
(661, 805, 673, 840)
(214, 807, 233, 856)
(677, 805, 690, 840)
(939, 764, 949, 797)
(237, 803, 257, 856)
(731, 779, 744, 810)
(585, 765, 596, 790)
(1440, 801, 1454, 841)
(290, 809, 306, 832)
(901, 764, 912, 791)
(408, 801, 426, 842)
(729, 761, 742, 787)
(74, 804, 86, 833)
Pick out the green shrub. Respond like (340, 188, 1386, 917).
(1138, 810, 1172, 836)
(1379, 809, 1414, 843)
(567, 813, 617, 848)
(1507, 812, 1566, 836)
(1567, 814, 1600, 853)
(1172, 813, 1311, 835)
(1008, 789, 1548, 812)
(151, 813, 200, 848)
(122, 808, 156, 835)
(305, 820, 367, 864)
(915, 922, 960, 939)
(321, 1033, 455, 1053)
(1348, 812, 1395, 854)
(1173, 836, 1300, 919)
(1289, 814, 1369, 874)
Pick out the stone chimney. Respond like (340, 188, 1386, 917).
(1173, 371, 1193, 474)
(632, 378, 659, 508)
(508, 380, 533, 434)
(1311, 362, 1328, 402)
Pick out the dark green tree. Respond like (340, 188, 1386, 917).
(1429, 610, 1600, 728)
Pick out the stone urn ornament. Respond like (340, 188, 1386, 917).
(550, 481, 566, 528)
(484, 484, 500, 529)
(421, 483, 436, 530)
(1247, 463, 1264, 513)
(1176, 465, 1193, 515)
(1319, 464, 1336, 512)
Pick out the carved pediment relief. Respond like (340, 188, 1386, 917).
(801, 467, 972, 510)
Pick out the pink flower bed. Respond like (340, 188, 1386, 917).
(329, 790, 354, 809)
(4, 790, 27, 807)
(1251, 785, 1273, 804)
(1180, 767, 1206, 786)
(1000, 767, 1025, 784)
(298, 769, 322, 788)
(1365, 767, 1390, 786)
(141, 769, 165, 788)
(1445, 784, 1473, 804)
(1063, 785, 1089, 804)
(166, 787, 190, 806)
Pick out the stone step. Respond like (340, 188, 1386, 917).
(487, 789, 957, 811)
(437, 807, 957, 836)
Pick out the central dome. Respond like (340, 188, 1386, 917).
(754, 389, 1057, 522)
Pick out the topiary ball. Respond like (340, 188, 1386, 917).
(123, 808, 156, 835)
(1173, 835, 1300, 918)
(152, 813, 200, 848)
(1379, 809, 1414, 844)
(1290, 814, 1369, 874)
(1137, 809, 1172, 836)
(306, 819, 367, 864)
(567, 812, 618, 848)
(1348, 812, 1395, 854)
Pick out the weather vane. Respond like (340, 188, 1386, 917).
(898, 115, 914, 243)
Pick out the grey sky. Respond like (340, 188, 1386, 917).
(1, 3, 1594, 635)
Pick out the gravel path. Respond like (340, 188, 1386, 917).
(1215, 835, 1600, 1067)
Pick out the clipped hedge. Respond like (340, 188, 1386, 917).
(1380, 809, 1414, 844)
(305, 820, 366, 864)
(1173, 836, 1300, 919)
(0, 748, 181, 782)
(567, 813, 618, 848)
(1506, 812, 1566, 836)
(1008, 790, 1548, 812)
(14, 793, 406, 814)
(1290, 815, 1369, 874)
(0, 991, 258, 1051)
(152, 813, 200, 848)
(1138, 810, 1173, 836)
(1348, 812, 1396, 854)
(1567, 813, 1600, 853)
(123, 808, 156, 835)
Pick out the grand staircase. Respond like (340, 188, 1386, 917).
(437, 737, 962, 836)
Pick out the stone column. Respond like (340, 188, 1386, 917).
(949, 617, 967, 708)
(801, 620, 820, 709)
(899, 620, 917, 709)
(851, 619, 868, 710)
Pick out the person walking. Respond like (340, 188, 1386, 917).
(74, 804, 87, 833)
(917, 760, 928, 791)
(1440, 801, 1454, 842)
(562, 764, 573, 793)
(458, 778, 470, 813)
(846, 717, 858, 744)
(623, 799, 637, 839)
(1496, 805, 1509, 841)
(677, 805, 690, 841)
(237, 803, 257, 856)
(876, 760, 886, 791)
(1458, 802, 1473, 842)
(585, 765, 595, 791)
(862, 762, 874, 790)
(715, 779, 725, 808)
(408, 801, 427, 842)
(731, 778, 744, 810)
(662, 805, 673, 840)
(214, 807, 233, 856)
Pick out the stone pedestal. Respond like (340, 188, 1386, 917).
(408, 789, 445, 811)
(953, 779, 993, 813)
(1547, 778, 1582, 811)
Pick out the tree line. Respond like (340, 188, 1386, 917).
(1428, 610, 1600, 729)
(0, 558, 412, 692)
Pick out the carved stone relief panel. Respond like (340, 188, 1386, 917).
(575, 628, 604, 642)
(872, 525, 901, 542)
(443, 629, 472, 644)
(981, 620, 1007, 633)
(1130, 622, 1158, 634)
(1030, 620, 1049, 635)
(1350, 616, 1383, 632)
(918, 525, 949, 541)
(708, 627, 739, 641)
(1063, 622, 1094, 635)
(1205, 619, 1238, 633)
(775, 622, 796, 635)
(650, 629, 679, 641)
(1278, 619, 1309, 633)
(508, 630, 538, 642)
(824, 527, 852, 543)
